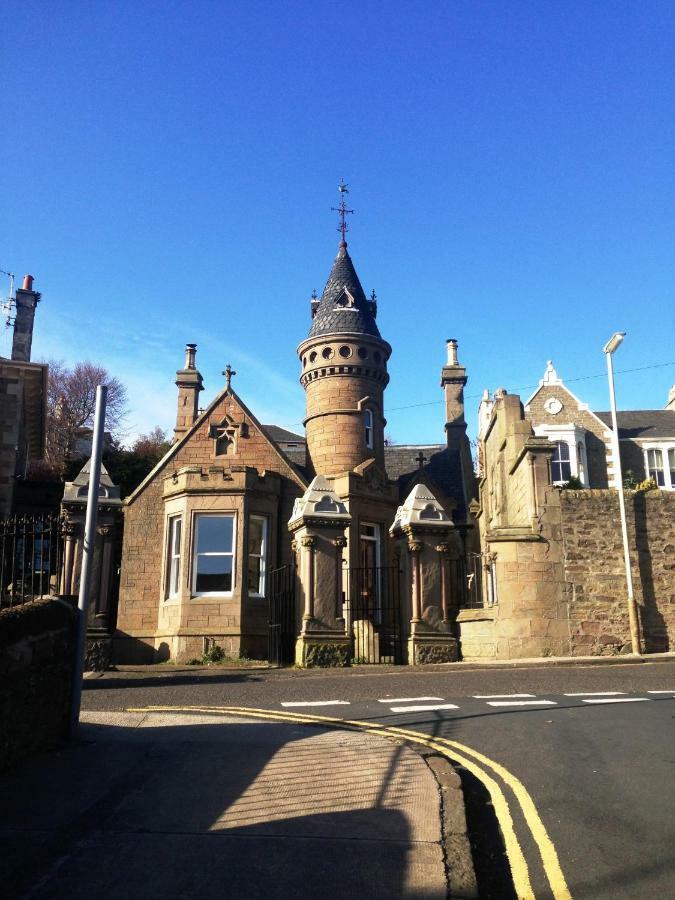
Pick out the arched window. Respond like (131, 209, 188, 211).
(551, 442, 571, 483)
(364, 409, 374, 449)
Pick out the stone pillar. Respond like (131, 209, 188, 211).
(288, 476, 351, 667)
(390, 484, 460, 664)
(61, 460, 122, 670)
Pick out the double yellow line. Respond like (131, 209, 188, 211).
(127, 704, 571, 900)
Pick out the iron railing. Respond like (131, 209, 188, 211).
(0, 514, 64, 609)
(268, 564, 296, 667)
(345, 565, 404, 664)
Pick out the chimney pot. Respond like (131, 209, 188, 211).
(22, 275, 34, 291)
(446, 338, 458, 366)
(185, 343, 197, 370)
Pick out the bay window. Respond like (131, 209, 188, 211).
(192, 514, 236, 595)
(166, 515, 182, 599)
(247, 515, 267, 597)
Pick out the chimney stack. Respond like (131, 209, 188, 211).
(11, 274, 41, 363)
(174, 343, 203, 441)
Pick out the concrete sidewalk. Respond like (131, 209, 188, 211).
(0, 711, 476, 899)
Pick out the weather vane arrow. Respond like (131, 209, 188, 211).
(331, 179, 354, 243)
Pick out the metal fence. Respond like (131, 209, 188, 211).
(0, 514, 64, 609)
(346, 565, 404, 664)
(268, 564, 296, 667)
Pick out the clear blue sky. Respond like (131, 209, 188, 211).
(2, 1, 674, 445)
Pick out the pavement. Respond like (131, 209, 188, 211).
(0, 709, 477, 900)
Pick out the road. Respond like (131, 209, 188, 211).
(84, 659, 675, 899)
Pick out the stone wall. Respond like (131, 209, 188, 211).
(0, 370, 21, 517)
(0, 597, 75, 770)
(561, 489, 675, 654)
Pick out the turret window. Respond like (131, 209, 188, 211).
(339, 346, 351, 358)
(364, 409, 374, 449)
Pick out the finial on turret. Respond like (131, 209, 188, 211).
(331, 180, 354, 245)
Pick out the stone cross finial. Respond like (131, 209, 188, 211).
(415, 451, 427, 469)
(223, 364, 237, 389)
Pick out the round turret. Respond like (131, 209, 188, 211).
(298, 241, 391, 476)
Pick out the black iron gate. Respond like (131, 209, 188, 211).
(268, 564, 296, 667)
(346, 565, 403, 664)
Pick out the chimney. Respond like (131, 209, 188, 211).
(667, 385, 675, 411)
(440, 338, 467, 428)
(11, 274, 41, 362)
(174, 343, 203, 441)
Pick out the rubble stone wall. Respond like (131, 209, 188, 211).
(561, 489, 675, 654)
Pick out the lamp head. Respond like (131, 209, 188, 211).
(603, 332, 626, 355)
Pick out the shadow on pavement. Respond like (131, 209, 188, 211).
(0, 717, 444, 900)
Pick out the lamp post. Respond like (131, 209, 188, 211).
(603, 332, 641, 655)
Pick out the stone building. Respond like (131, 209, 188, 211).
(464, 378, 675, 661)
(520, 360, 675, 490)
(114, 235, 476, 664)
(0, 276, 47, 517)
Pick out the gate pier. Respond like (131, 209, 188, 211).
(390, 484, 461, 664)
(288, 476, 352, 667)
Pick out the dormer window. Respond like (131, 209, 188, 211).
(335, 286, 355, 309)
(364, 409, 374, 449)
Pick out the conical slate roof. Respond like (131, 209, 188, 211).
(308, 241, 381, 339)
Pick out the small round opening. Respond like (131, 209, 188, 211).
(357, 347, 367, 359)
(322, 346, 334, 360)
(339, 345, 351, 358)
(374, 351, 381, 364)
(309, 351, 317, 363)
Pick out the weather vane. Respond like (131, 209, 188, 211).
(331, 180, 354, 242)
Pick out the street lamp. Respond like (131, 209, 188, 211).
(603, 332, 641, 655)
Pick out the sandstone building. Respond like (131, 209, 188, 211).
(115, 236, 476, 664)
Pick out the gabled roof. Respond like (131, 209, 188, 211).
(308, 241, 380, 339)
(126, 386, 308, 504)
(596, 410, 675, 440)
(524, 360, 609, 431)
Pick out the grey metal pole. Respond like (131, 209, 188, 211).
(604, 351, 641, 656)
(69, 384, 108, 738)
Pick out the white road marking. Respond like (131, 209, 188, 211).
(389, 703, 459, 713)
(582, 697, 649, 704)
(647, 690, 675, 694)
(473, 693, 536, 699)
(280, 700, 350, 707)
(564, 691, 626, 697)
(378, 696, 444, 703)
(486, 700, 557, 707)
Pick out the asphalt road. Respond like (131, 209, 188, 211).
(83, 659, 675, 899)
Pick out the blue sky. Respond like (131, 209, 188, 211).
(2, 1, 674, 444)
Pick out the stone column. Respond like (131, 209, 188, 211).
(390, 484, 460, 664)
(288, 476, 352, 667)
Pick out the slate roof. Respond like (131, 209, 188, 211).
(596, 410, 675, 440)
(268, 440, 471, 519)
(262, 425, 306, 444)
(385, 445, 469, 521)
(308, 241, 381, 339)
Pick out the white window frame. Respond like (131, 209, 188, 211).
(533, 424, 588, 485)
(166, 515, 182, 600)
(642, 443, 675, 490)
(247, 515, 268, 598)
(364, 409, 374, 449)
(192, 512, 236, 597)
